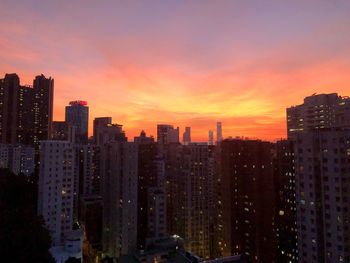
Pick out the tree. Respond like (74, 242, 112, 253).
(0, 169, 55, 262)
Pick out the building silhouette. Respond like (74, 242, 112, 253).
(183, 126, 191, 145)
(287, 93, 350, 263)
(219, 139, 277, 263)
(0, 73, 53, 147)
(273, 140, 298, 263)
(65, 101, 89, 144)
(216, 122, 222, 143)
(157, 124, 180, 145)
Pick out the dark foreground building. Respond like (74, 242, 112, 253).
(219, 139, 277, 263)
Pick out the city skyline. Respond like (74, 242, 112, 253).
(1, 1, 350, 141)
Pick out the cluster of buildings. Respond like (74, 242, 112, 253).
(1, 73, 350, 263)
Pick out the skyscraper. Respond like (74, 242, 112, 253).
(273, 140, 298, 263)
(216, 122, 222, 143)
(219, 139, 277, 262)
(0, 73, 21, 144)
(33, 74, 54, 147)
(182, 126, 191, 145)
(73, 144, 102, 221)
(65, 101, 89, 144)
(101, 141, 138, 258)
(134, 131, 166, 249)
(165, 143, 212, 259)
(287, 93, 350, 263)
(287, 93, 350, 140)
(0, 73, 53, 147)
(38, 141, 75, 246)
(17, 84, 35, 145)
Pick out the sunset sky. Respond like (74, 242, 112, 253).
(1, 0, 350, 141)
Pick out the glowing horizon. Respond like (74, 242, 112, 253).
(1, 0, 350, 141)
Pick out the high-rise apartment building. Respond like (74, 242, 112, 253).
(183, 127, 191, 145)
(273, 140, 298, 263)
(33, 74, 54, 147)
(65, 101, 89, 144)
(287, 93, 350, 263)
(101, 141, 138, 258)
(37, 141, 75, 246)
(165, 143, 212, 259)
(17, 84, 35, 145)
(0, 73, 53, 147)
(0, 73, 21, 144)
(219, 139, 277, 263)
(287, 93, 350, 140)
(74, 144, 101, 221)
(134, 131, 164, 249)
(147, 187, 166, 243)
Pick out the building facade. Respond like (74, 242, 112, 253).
(101, 142, 138, 258)
(38, 141, 75, 246)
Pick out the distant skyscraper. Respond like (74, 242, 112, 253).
(287, 93, 350, 263)
(65, 101, 89, 144)
(219, 139, 277, 262)
(157, 124, 179, 145)
(216, 122, 222, 143)
(38, 141, 75, 246)
(182, 127, 191, 145)
(209, 130, 214, 145)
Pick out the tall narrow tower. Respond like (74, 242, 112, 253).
(182, 127, 191, 145)
(216, 122, 222, 143)
(208, 130, 214, 145)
